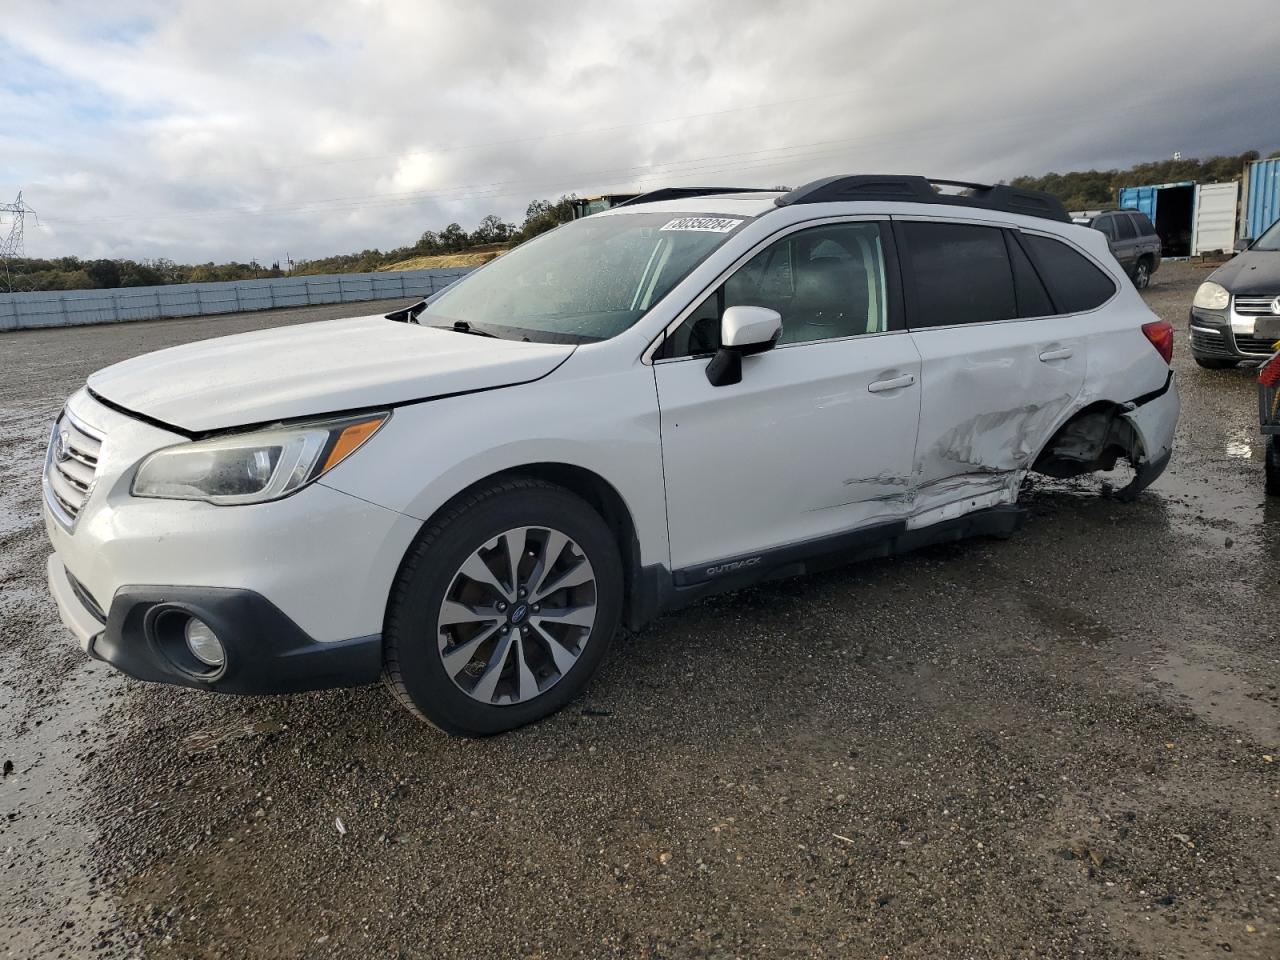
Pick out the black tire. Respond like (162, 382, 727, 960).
(1133, 258, 1152, 290)
(1266, 437, 1280, 497)
(1194, 355, 1237, 370)
(382, 477, 622, 735)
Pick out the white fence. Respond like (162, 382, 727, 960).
(0, 268, 474, 332)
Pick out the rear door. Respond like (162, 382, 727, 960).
(1112, 212, 1141, 272)
(894, 218, 1087, 523)
(653, 219, 922, 573)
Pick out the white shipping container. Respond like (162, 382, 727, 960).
(1191, 181, 1238, 256)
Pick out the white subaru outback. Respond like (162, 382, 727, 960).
(43, 176, 1179, 735)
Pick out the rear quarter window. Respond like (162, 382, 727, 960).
(1131, 213, 1156, 236)
(1023, 234, 1117, 313)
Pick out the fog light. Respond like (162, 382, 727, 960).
(184, 617, 225, 667)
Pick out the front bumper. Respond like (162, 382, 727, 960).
(1189, 306, 1280, 360)
(48, 554, 382, 694)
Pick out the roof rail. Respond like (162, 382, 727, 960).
(775, 175, 1070, 223)
(616, 186, 777, 207)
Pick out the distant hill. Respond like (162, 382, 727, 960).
(378, 246, 509, 272)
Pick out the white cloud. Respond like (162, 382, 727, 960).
(2, 0, 1277, 262)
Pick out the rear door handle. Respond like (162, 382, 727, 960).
(1038, 348, 1074, 362)
(867, 374, 916, 393)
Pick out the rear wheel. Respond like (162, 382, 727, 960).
(1194, 355, 1237, 370)
(1266, 437, 1280, 497)
(383, 478, 622, 735)
(1133, 258, 1152, 289)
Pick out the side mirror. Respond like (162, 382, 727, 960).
(705, 306, 782, 387)
(1235, 237, 1252, 253)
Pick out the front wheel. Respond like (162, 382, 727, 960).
(1266, 437, 1280, 497)
(382, 478, 622, 735)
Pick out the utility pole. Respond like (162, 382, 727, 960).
(0, 191, 37, 293)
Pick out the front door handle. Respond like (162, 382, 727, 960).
(1038, 348, 1074, 362)
(867, 373, 916, 393)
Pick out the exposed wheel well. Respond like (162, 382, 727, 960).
(1032, 401, 1142, 483)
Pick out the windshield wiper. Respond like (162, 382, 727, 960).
(430, 320, 500, 339)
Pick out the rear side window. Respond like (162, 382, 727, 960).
(1093, 216, 1118, 240)
(901, 222, 1015, 327)
(1023, 234, 1117, 313)
(1114, 215, 1137, 240)
(1006, 234, 1054, 317)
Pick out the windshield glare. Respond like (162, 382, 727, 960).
(420, 211, 748, 342)
(1253, 218, 1280, 252)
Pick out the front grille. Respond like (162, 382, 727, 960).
(1190, 326, 1234, 358)
(1233, 295, 1280, 316)
(1233, 333, 1280, 357)
(44, 409, 104, 527)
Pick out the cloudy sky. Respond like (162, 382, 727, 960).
(3, 0, 1278, 264)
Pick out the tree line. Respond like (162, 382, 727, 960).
(1009, 149, 1277, 212)
(5, 195, 579, 293)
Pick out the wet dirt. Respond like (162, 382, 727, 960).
(1, 277, 1278, 958)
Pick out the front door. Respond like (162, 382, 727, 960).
(653, 220, 922, 572)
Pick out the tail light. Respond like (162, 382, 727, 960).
(1141, 320, 1174, 365)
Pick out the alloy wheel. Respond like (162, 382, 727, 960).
(436, 526, 597, 705)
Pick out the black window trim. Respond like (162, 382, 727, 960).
(647, 215, 907, 363)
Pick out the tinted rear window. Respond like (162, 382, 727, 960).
(901, 222, 1015, 327)
(1023, 234, 1116, 313)
(1114, 215, 1137, 240)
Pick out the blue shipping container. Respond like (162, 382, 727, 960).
(1118, 185, 1159, 220)
(1245, 158, 1280, 240)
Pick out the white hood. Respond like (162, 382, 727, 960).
(87, 315, 575, 432)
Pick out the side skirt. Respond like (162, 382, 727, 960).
(629, 504, 1025, 628)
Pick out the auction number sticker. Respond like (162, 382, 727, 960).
(659, 217, 743, 233)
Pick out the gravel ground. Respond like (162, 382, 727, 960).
(1, 272, 1277, 959)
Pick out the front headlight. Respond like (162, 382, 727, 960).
(132, 413, 388, 505)
(1192, 281, 1230, 311)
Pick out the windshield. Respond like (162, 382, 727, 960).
(1253, 217, 1280, 252)
(419, 211, 749, 343)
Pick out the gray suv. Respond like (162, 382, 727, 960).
(1083, 209, 1162, 289)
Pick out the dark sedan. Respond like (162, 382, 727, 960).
(1189, 217, 1280, 368)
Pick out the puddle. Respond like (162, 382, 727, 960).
(1146, 645, 1280, 747)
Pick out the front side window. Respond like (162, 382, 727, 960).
(661, 222, 891, 358)
(421, 211, 748, 343)
(901, 222, 1016, 328)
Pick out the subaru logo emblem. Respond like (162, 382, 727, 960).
(510, 603, 529, 624)
(1271, 296, 1280, 316)
(54, 428, 71, 462)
